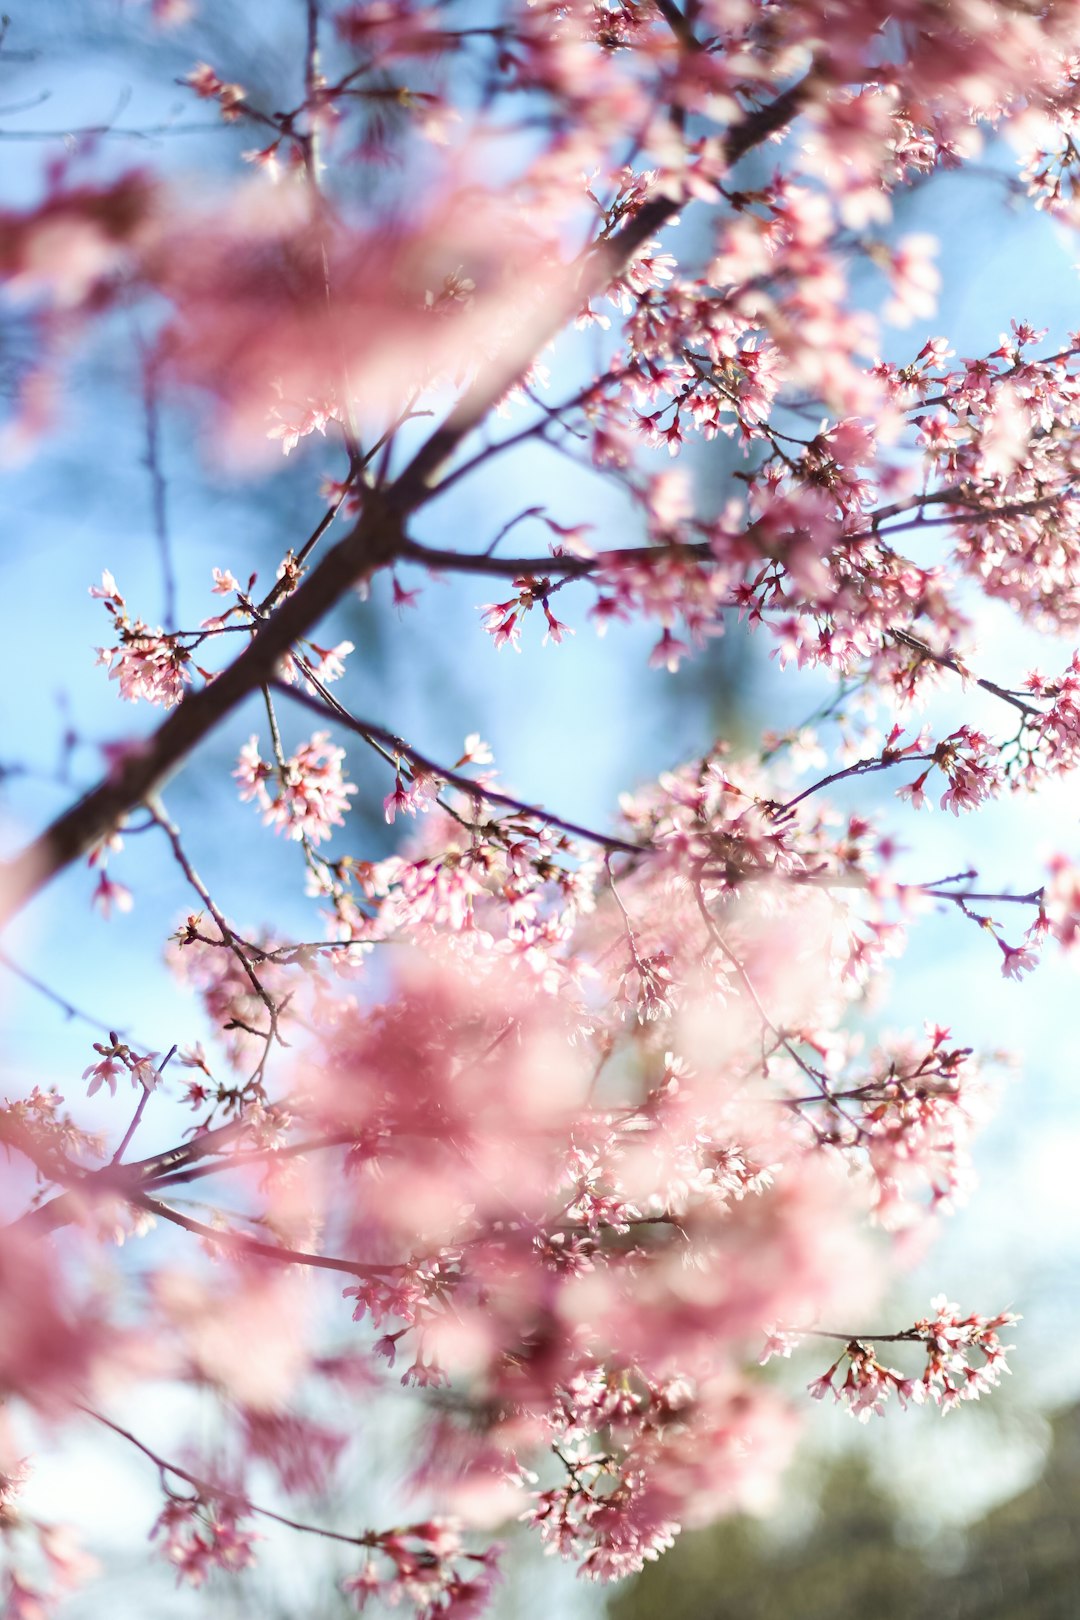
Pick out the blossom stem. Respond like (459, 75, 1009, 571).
(81, 1406, 378, 1548)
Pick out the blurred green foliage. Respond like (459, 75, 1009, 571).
(612, 1404, 1080, 1620)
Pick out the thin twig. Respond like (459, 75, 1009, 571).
(112, 1045, 177, 1165)
(776, 751, 933, 816)
(0, 946, 130, 1036)
(145, 796, 283, 1085)
(82, 1407, 379, 1548)
(272, 680, 646, 855)
(891, 629, 1042, 719)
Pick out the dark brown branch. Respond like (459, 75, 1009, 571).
(775, 751, 933, 816)
(133, 1193, 401, 1278)
(798, 1327, 928, 1345)
(397, 534, 707, 578)
(0, 493, 401, 929)
(890, 629, 1042, 719)
(0, 75, 812, 931)
(0, 945, 132, 1036)
(652, 0, 699, 50)
(363, 70, 816, 506)
(148, 1133, 358, 1189)
(16, 1114, 259, 1235)
(397, 483, 1057, 582)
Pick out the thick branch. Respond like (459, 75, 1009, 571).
(386, 73, 814, 504)
(0, 497, 399, 928)
(0, 77, 812, 931)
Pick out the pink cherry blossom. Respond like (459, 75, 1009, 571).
(7, 6, 1080, 1613)
(235, 732, 357, 844)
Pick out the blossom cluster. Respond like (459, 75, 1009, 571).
(90, 572, 191, 708)
(806, 1297, 1019, 1421)
(151, 1495, 259, 1586)
(342, 1522, 501, 1617)
(235, 732, 358, 845)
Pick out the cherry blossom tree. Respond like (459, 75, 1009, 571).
(8, 0, 1080, 1611)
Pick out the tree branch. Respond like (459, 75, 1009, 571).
(272, 681, 646, 855)
(132, 1193, 402, 1279)
(0, 74, 813, 932)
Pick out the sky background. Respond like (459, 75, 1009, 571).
(2, 2, 1080, 1614)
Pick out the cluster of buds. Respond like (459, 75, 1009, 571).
(183, 63, 247, 121)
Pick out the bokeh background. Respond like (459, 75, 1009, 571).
(1, 2, 1079, 1615)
